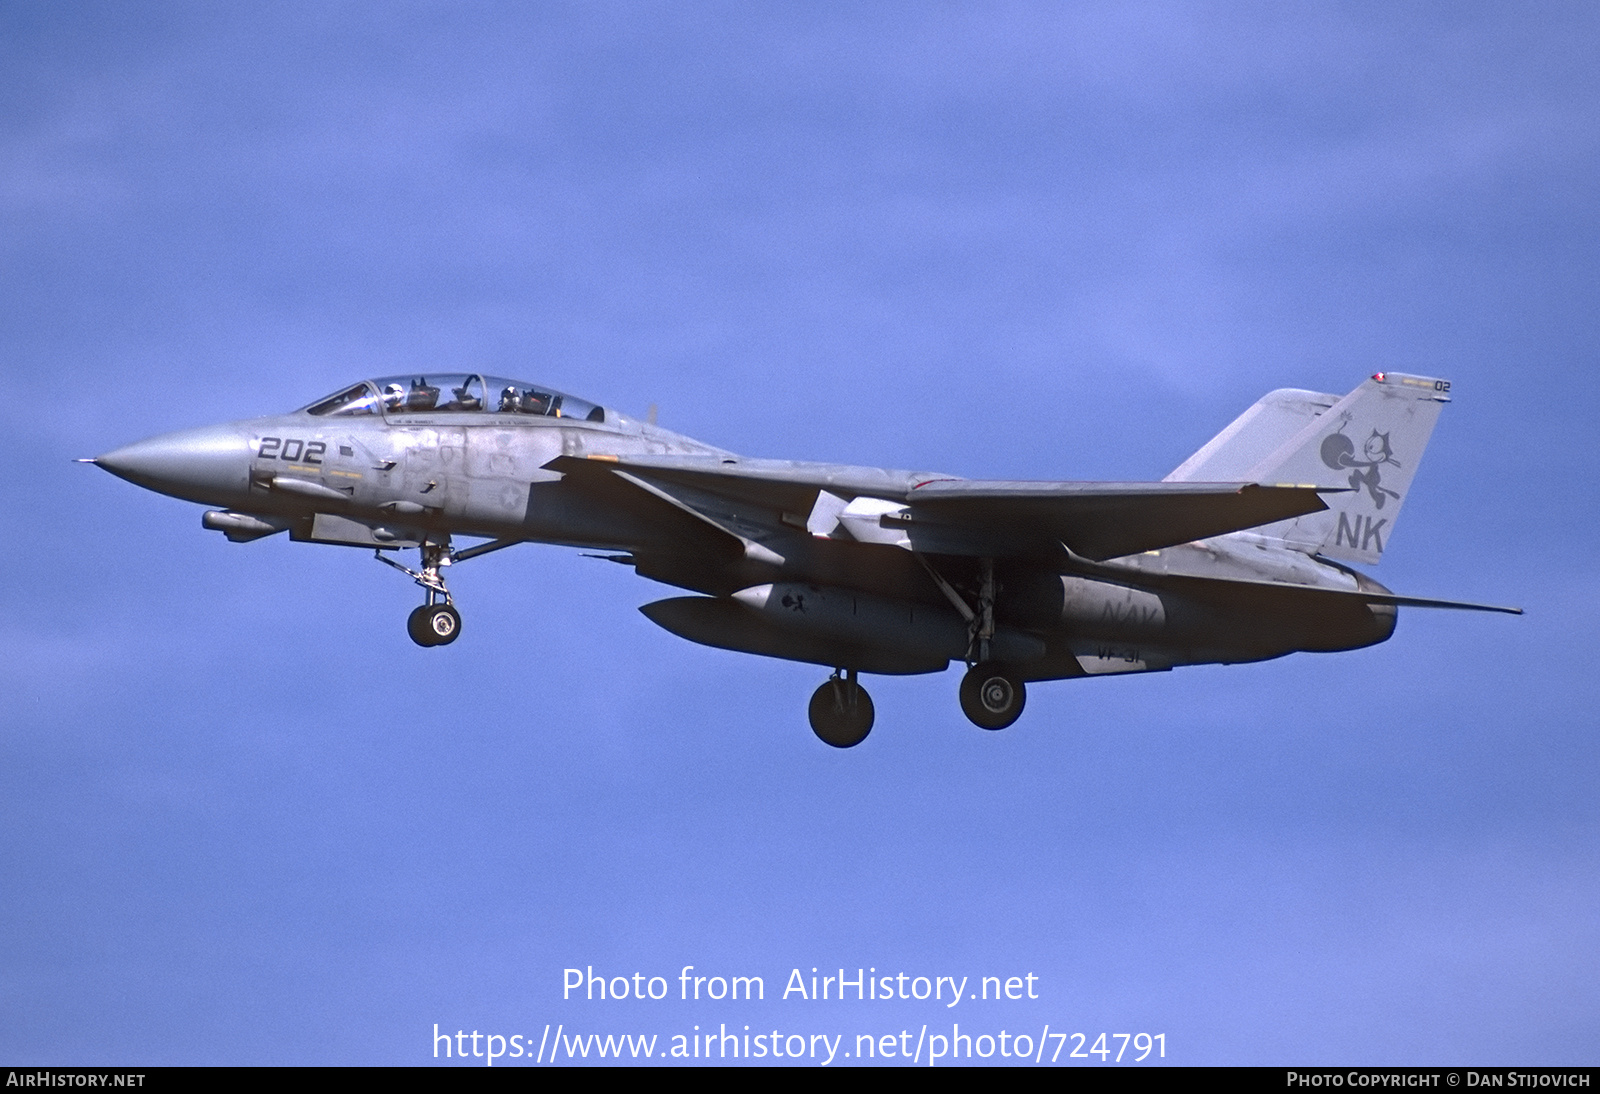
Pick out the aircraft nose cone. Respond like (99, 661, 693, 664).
(95, 425, 251, 503)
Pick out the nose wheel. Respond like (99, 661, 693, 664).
(808, 669, 874, 748)
(960, 663, 1025, 730)
(407, 602, 461, 646)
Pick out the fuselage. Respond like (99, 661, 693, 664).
(95, 373, 1398, 686)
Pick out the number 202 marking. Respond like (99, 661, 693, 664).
(257, 437, 325, 464)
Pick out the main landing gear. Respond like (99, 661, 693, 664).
(918, 553, 1029, 732)
(959, 663, 1026, 730)
(805, 663, 1025, 744)
(808, 669, 874, 748)
(378, 542, 461, 647)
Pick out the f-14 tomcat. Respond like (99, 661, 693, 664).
(89, 371, 1518, 747)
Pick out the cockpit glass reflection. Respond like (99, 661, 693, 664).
(303, 374, 605, 422)
(304, 383, 380, 417)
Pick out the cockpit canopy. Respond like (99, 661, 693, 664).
(302, 374, 607, 423)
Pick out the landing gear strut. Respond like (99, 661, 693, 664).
(808, 669, 874, 748)
(378, 542, 462, 647)
(960, 663, 1026, 730)
(918, 553, 1030, 732)
(954, 561, 1026, 729)
(376, 537, 519, 648)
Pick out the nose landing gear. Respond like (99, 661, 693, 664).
(407, 601, 461, 647)
(808, 669, 874, 748)
(378, 542, 462, 647)
(375, 537, 519, 647)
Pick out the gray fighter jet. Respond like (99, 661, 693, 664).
(88, 371, 1518, 747)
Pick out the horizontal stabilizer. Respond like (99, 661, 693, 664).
(1149, 569, 1523, 615)
(1366, 593, 1523, 614)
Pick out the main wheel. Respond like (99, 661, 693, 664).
(808, 677, 875, 748)
(960, 664, 1026, 730)
(408, 603, 461, 647)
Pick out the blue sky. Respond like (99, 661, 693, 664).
(2, 2, 1596, 1065)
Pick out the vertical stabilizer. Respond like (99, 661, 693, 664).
(1166, 388, 1341, 483)
(1240, 373, 1452, 564)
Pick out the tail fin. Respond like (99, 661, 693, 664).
(1166, 388, 1343, 483)
(1173, 373, 1452, 565)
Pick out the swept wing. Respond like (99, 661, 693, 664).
(547, 453, 1330, 561)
